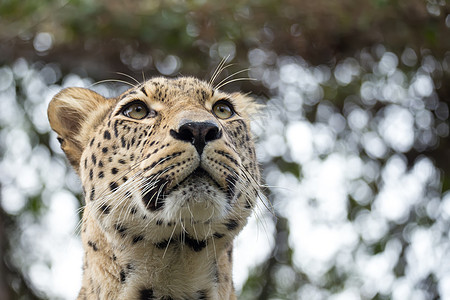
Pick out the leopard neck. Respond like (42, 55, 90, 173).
(77, 206, 236, 300)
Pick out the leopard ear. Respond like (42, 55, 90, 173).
(48, 87, 113, 173)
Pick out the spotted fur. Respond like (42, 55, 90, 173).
(48, 77, 261, 300)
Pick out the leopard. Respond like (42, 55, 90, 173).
(47, 76, 261, 300)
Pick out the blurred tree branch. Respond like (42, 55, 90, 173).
(0, 186, 41, 300)
(0, 0, 448, 80)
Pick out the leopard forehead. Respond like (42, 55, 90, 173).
(120, 76, 215, 104)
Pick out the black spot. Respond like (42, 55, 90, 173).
(90, 138, 95, 147)
(156, 219, 164, 226)
(235, 191, 242, 200)
(114, 120, 120, 138)
(100, 204, 111, 214)
(144, 152, 182, 172)
(98, 160, 104, 168)
(102, 147, 108, 153)
(87, 241, 98, 251)
(118, 159, 126, 164)
(91, 154, 97, 165)
(89, 169, 93, 180)
(140, 86, 148, 97)
(121, 136, 126, 148)
(215, 149, 239, 166)
(213, 232, 224, 239)
(197, 290, 208, 300)
(104, 130, 111, 140)
(110, 181, 118, 191)
(184, 235, 207, 252)
(201, 90, 208, 102)
(114, 223, 127, 237)
(245, 199, 254, 209)
(130, 207, 138, 214)
(90, 187, 95, 201)
(112, 168, 119, 174)
(225, 219, 238, 231)
(132, 235, 144, 244)
(227, 248, 233, 262)
(99, 171, 104, 179)
(120, 270, 126, 283)
(154, 240, 170, 249)
(112, 254, 117, 261)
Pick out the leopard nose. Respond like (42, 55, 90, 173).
(170, 120, 222, 155)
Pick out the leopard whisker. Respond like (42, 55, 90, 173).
(152, 181, 167, 211)
(90, 79, 136, 88)
(186, 204, 200, 243)
(239, 164, 273, 213)
(162, 222, 178, 259)
(207, 221, 218, 262)
(113, 176, 147, 223)
(214, 68, 251, 91)
(209, 55, 232, 86)
(73, 205, 87, 235)
(215, 77, 257, 91)
(115, 72, 141, 85)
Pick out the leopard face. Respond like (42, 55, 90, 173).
(48, 77, 260, 253)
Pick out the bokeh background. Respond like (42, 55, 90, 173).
(1, 1, 450, 299)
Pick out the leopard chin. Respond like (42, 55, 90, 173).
(153, 168, 230, 224)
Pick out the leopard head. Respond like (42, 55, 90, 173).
(48, 77, 261, 251)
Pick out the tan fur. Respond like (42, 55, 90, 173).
(48, 77, 260, 300)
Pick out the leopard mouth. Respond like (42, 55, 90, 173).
(141, 166, 229, 212)
(191, 167, 215, 180)
(175, 166, 223, 191)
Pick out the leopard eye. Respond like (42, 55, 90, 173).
(122, 101, 155, 120)
(212, 100, 234, 119)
